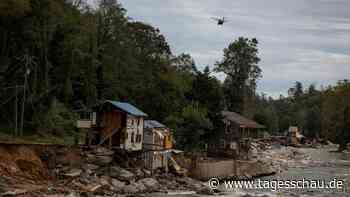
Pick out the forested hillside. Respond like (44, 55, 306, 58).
(254, 80, 350, 150)
(0, 0, 228, 148)
(0, 0, 349, 150)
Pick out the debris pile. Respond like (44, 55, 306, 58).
(250, 140, 309, 172)
(0, 146, 210, 196)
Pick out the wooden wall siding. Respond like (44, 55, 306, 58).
(143, 129, 154, 150)
(153, 129, 164, 150)
(142, 151, 169, 170)
(100, 111, 122, 140)
(124, 115, 143, 151)
(143, 128, 173, 150)
(164, 132, 173, 149)
(225, 122, 260, 141)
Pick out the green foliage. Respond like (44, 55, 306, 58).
(322, 80, 350, 146)
(4, 0, 348, 150)
(255, 80, 350, 148)
(215, 37, 261, 115)
(0, 0, 31, 17)
(254, 104, 278, 134)
(0, 0, 225, 145)
(167, 103, 213, 152)
(35, 99, 78, 135)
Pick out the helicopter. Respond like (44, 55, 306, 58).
(211, 17, 228, 25)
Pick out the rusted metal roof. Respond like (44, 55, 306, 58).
(106, 100, 148, 117)
(221, 111, 265, 129)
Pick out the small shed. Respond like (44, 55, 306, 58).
(143, 120, 173, 170)
(87, 100, 147, 151)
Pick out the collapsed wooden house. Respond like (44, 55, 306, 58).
(142, 120, 173, 170)
(287, 126, 305, 146)
(208, 111, 265, 158)
(85, 100, 148, 151)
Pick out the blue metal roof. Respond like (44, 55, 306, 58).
(144, 120, 167, 129)
(106, 100, 148, 117)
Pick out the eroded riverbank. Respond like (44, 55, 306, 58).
(1, 142, 349, 197)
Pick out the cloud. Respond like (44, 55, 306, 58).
(118, 0, 350, 97)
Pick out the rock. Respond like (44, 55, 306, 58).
(65, 193, 79, 197)
(82, 164, 99, 171)
(95, 156, 113, 165)
(86, 184, 102, 192)
(99, 176, 111, 187)
(197, 187, 214, 195)
(79, 173, 92, 184)
(133, 168, 144, 178)
(138, 178, 159, 191)
(111, 178, 126, 191)
(2, 189, 27, 196)
(110, 166, 135, 181)
(64, 169, 82, 177)
(94, 147, 115, 156)
(122, 182, 146, 194)
(142, 169, 152, 177)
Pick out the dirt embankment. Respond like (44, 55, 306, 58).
(0, 143, 83, 195)
(0, 145, 49, 181)
(0, 144, 210, 196)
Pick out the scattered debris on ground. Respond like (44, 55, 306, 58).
(0, 144, 210, 196)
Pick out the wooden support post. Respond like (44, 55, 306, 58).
(109, 137, 112, 149)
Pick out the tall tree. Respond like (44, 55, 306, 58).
(215, 37, 261, 115)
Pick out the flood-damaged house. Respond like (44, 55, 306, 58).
(208, 111, 265, 158)
(84, 100, 148, 151)
(287, 126, 305, 146)
(142, 120, 173, 170)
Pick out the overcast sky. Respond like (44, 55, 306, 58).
(116, 0, 350, 97)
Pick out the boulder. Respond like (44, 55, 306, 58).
(63, 169, 82, 177)
(94, 147, 115, 156)
(122, 182, 146, 194)
(138, 178, 159, 191)
(142, 169, 152, 177)
(95, 156, 113, 166)
(110, 166, 135, 181)
(133, 168, 144, 178)
(99, 176, 111, 187)
(82, 164, 99, 171)
(111, 178, 125, 191)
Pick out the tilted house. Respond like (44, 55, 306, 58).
(87, 100, 147, 151)
(208, 111, 265, 158)
(222, 111, 265, 142)
(143, 120, 173, 170)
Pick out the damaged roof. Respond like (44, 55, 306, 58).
(106, 100, 148, 117)
(222, 111, 265, 129)
(144, 120, 167, 129)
